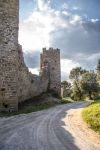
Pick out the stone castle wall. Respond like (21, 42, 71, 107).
(17, 45, 41, 103)
(17, 45, 49, 103)
(0, 0, 61, 112)
(0, 0, 19, 111)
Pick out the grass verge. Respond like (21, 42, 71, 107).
(0, 95, 73, 117)
(82, 101, 100, 134)
(0, 101, 58, 117)
(61, 97, 73, 104)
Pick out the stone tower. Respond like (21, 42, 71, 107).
(40, 48, 61, 96)
(0, 0, 19, 111)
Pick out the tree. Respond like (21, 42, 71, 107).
(69, 67, 87, 100)
(80, 71, 99, 100)
(61, 81, 71, 89)
(71, 88, 84, 101)
(61, 81, 71, 97)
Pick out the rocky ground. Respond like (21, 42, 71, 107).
(0, 102, 100, 150)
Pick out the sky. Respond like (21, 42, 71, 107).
(19, 0, 100, 80)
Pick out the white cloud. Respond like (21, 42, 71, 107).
(62, 11, 70, 16)
(70, 15, 82, 25)
(91, 19, 99, 23)
(34, 0, 50, 11)
(19, 0, 52, 52)
(29, 68, 39, 75)
(61, 59, 80, 80)
(19, 0, 100, 80)
(19, 1, 83, 53)
(87, 52, 100, 61)
(19, 11, 52, 52)
(19, 0, 69, 53)
(62, 3, 69, 10)
(72, 6, 80, 10)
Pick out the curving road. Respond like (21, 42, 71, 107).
(0, 102, 100, 150)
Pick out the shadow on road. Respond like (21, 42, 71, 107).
(0, 102, 89, 150)
(52, 102, 89, 150)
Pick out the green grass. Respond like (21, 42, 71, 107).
(84, 97, 95, 102)
(84, 96, 100, 102)
(0, 101, 58, 117)
(82, 102, 100, 134)
(61, 97, 73, 104)
(0, 97, 73, 117)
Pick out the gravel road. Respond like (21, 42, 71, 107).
(0, 102, 100, 150)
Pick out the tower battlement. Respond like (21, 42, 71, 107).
(42, 47, 60, 54)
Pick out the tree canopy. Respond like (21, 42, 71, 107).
(68, 67, 99, 101)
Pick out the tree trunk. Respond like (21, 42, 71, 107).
(75, 81, 82, 100)
(89, 91, 93, 100)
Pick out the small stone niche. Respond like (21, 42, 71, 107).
(5, 42, 8, 44)
(52, 67, 55, 70)
(31, 79, 34, 84)
(1, 88, 5, 92)
(3, 102, 8, 109)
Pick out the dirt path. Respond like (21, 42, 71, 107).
(0, 102, 100, 150)
(62, 103, 100, 150)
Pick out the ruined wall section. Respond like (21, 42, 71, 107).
(40, 53, 50, 93)
(40, 48, 61, 96)
(17, 45, 49, 103)
(0, 0, 19, 111)
(18, 45, 48, 102)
